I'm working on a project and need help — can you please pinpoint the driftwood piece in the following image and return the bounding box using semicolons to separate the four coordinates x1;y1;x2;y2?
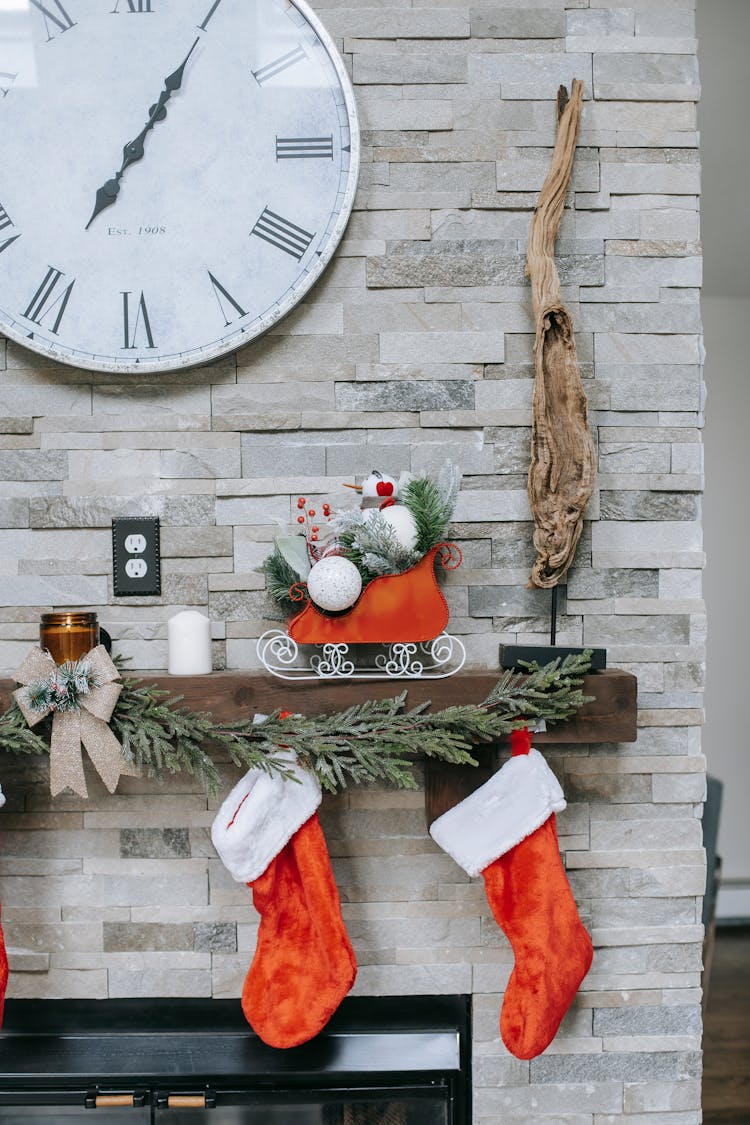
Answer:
526;79;597;589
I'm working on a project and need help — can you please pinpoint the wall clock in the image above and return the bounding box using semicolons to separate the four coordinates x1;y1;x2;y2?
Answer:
0;0;359;374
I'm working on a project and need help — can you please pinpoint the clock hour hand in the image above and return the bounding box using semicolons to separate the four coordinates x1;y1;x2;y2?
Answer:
85;37;199;230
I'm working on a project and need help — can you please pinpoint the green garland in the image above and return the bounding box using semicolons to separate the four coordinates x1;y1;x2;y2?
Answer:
0;652;593;795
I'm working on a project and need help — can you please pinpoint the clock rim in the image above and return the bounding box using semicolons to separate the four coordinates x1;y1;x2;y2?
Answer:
0;0;361;377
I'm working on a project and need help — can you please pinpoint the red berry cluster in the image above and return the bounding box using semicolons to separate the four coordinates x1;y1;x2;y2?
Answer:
295;497;333;561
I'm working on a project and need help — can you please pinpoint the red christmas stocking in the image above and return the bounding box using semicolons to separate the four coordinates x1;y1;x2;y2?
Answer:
211;754;356;1049
0;906;8;1027
1;785;7;1026
430;729;593;1059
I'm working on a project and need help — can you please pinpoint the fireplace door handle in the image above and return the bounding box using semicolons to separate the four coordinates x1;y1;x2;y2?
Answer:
156;1090;217;1109
85;1089;148;1108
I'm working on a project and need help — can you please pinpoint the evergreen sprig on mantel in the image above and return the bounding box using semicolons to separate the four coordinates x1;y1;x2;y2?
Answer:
0;652;593;795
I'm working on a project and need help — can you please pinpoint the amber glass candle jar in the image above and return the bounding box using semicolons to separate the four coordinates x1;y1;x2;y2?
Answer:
40;612;99;664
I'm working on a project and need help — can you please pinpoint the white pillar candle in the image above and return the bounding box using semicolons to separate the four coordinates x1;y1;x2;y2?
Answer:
167;610;212;675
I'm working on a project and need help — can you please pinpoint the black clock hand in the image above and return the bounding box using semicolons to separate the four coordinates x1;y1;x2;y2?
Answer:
85;37;199;230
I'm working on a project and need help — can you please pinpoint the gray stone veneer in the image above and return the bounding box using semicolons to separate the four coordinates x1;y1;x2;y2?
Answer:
1;1;704;1121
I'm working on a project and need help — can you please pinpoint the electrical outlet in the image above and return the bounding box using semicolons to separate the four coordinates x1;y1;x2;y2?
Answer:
112;517;161;597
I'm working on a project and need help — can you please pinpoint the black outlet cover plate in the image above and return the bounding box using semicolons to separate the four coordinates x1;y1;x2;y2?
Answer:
112;517;161;597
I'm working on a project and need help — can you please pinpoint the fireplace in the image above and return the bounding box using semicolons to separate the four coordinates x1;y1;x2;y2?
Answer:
0;996;470;1123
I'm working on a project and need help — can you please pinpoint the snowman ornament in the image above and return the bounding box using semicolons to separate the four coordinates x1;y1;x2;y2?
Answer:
354;470;419;552
355;470;399;511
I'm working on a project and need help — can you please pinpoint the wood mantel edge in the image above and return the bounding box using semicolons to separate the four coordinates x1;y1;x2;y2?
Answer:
0;668;636;738
0;668;637;824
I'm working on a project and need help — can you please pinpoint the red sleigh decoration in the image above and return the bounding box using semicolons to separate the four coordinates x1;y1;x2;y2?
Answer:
288;543;462;645
257;543;465;680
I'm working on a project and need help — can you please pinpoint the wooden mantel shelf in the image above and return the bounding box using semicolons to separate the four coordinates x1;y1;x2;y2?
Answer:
0;668;636;823
2;667;636;739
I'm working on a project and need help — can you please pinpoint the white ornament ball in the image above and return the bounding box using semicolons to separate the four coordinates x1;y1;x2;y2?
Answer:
381;505;419;551
307;556;363;612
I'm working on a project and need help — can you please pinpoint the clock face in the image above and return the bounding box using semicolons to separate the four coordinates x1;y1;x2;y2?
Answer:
0;0;359;373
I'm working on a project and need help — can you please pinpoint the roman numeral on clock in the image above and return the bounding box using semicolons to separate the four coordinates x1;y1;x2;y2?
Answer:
111;0;153;12
122;290;156;349
0;202;20;256
0;71;18;99
29;0;76;40
208;271;247;326
250;208;315;261
22;267;75;334
251;44;306;86
276;136;333;161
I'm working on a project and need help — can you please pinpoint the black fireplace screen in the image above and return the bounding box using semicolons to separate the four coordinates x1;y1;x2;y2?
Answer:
0;996;470;1124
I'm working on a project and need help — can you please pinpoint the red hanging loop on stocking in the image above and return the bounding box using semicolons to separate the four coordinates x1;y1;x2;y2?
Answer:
0;906;8;1027
510;726;532;756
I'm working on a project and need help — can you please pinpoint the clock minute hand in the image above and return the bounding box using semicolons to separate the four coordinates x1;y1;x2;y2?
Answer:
85;37;200;231
119;37;200;174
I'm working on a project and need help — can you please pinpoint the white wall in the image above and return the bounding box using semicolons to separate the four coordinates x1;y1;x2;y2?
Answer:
702;296;750;917
698;0;750;918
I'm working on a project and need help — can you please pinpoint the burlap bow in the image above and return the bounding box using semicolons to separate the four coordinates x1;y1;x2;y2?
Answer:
13;645;138;798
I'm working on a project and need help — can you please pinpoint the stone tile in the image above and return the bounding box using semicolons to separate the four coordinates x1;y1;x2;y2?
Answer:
0;574;108;607
108;967;212;998
475;1082;622;1116
160;448;240;479
210;953;247;998
352;963;472;995
474;52;593;99
0;417;35;434
7;969;108;999
601;364;701;412
623;1078;701;1113
353;49;468;85
497;152;600;194
593;1004;701;1037
242;436;326;478
0;497;29;526
0;451;68;480
471;7;566;38
215;495;290;526
0;385;91;416
589;817;702;852
103;922;194;953
379;330;503;364
120;828;191;859
161;526;233;559
193;922;238;953
468;584;559;617
162;495;217;525
531;1049;701;1084
593;52;700;101
567;566;659;599
368;241;522;289
567;8;634;35
600;491;697;521
358;98;454;132
335;380;474;412
7;948;50;972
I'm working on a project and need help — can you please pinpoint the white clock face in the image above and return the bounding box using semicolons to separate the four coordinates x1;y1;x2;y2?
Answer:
0;0;359;373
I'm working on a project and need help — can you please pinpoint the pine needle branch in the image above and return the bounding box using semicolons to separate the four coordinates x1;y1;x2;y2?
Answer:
262;547;301;614
0;702;51;756
1;653;593;796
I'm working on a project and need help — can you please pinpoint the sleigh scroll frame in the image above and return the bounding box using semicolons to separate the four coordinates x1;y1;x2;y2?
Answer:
257;543;467;681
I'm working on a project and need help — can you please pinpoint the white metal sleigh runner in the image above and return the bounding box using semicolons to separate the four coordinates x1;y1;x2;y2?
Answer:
257;543;467;681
